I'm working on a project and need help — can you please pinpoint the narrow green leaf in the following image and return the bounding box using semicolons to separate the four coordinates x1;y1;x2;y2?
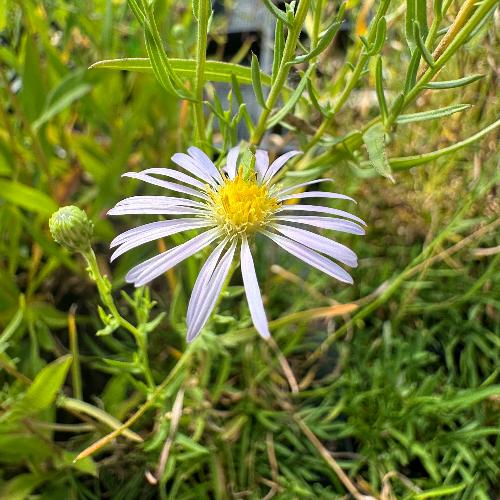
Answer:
0;295;25;350
424;74;484;89
414;21;434;68
19;355;73;414
0;180;58;215
405;0;417;51
404;47;422;92
307;78;329;118
145;29;192;100
416;0;428;39
272;18;285;83
413;483;466;499
390;118;500;170
192;0;199;20
267;66;314;127
261;0;291;26
396;104;471;124
90;58;273;86
375;56;388;123
251;53;267;109
230;74;254;133
20;37;45;122
59;396;143;442
359;35;370;50
363;123;394;181
290;20;343;64
127;0;147;27
390;92;406;119
367;16;387;55
32;82;91;131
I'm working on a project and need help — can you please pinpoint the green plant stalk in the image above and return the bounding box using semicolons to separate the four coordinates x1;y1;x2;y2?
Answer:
68;308;82;400
424;2;442;52
296;0;494;172
311;0;324;48
74;342;195;462
59;396;143;442
82;248;155;389
388;0;495;127
304;0;391;153
194;0;210;147
250;0;311;145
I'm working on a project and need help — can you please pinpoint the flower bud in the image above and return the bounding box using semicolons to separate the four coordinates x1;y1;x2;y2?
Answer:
49;206;93;253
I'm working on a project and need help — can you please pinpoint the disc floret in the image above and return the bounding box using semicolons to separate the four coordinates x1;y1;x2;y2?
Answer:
208;169;279;237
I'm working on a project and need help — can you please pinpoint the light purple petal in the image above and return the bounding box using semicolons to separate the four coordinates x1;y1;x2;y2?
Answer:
187;146;224;184
125;228;220;287
123;172;210;201
262;230;353;284
255;150;270;181
240;238;270;339
111;218;210;247
186;240;236;342
114;196;205;209
278;191;356;203
186;238;229;324
111;220;212;262
273;216;365;235
273;224;358;267
141;168;206;190
171;153;218;187
278;204;366;226
225;146;240;180
263;151;302;183
107;205;207;216
276;178;334;196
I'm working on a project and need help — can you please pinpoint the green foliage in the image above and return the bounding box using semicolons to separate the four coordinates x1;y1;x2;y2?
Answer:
0;0;498;498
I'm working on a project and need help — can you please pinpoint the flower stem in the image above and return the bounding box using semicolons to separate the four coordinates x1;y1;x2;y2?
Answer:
250;0;311;146
194;0;210;147
82;248;155;389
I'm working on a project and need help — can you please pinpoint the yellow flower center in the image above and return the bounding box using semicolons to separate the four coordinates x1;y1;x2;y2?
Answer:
209;169;279;237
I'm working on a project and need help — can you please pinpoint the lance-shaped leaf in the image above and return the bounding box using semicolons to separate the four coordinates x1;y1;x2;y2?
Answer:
261;0;291;26
267;66;314;128
375;56;388;123
363;123;394;181
367;16;387;55
405;0;417;51
290;19;344;64
424;74;484;89
396;104;471;124
414;21;434;68
90;58;273;86
251;53;267;109
390;119;500;170
272;18;285;83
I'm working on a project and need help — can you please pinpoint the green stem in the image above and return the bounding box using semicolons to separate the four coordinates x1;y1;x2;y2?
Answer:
68;308;83;400
194;0;210;147
387;0;495;128
75;343;195;462
250;0;311;145
303;0;391;153
82;249;155;389
311;0;324;48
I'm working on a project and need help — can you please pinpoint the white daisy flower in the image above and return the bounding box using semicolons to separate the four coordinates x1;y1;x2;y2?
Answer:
108;147;365;342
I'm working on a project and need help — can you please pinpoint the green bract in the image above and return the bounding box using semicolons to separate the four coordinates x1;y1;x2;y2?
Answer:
49;206;94;253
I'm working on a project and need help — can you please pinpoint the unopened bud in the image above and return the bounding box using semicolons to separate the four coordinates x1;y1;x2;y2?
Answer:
49;206;93;253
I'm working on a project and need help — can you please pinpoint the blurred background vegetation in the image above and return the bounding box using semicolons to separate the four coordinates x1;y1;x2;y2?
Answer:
0;0;498;498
